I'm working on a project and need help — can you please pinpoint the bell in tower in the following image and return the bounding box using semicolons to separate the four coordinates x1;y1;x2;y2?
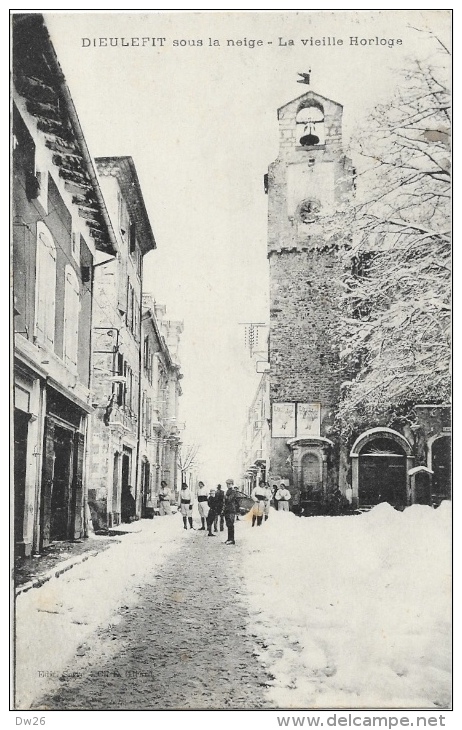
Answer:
296;105;324;146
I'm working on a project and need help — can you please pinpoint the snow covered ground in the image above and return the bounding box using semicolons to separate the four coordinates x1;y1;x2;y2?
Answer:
14;516;185;709
239;502;452;709
14;503;452;712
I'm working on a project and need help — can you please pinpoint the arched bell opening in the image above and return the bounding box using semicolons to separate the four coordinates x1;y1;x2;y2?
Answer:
296;103;325;147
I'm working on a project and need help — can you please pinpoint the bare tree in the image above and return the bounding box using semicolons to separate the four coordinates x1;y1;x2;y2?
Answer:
177;443;201;485
332;40;450;437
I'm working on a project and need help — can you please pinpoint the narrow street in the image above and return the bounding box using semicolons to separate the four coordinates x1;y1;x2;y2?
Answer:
35;522;274;710
16;506;451;710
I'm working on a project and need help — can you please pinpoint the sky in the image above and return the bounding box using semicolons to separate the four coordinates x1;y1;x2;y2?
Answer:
42;10;451;486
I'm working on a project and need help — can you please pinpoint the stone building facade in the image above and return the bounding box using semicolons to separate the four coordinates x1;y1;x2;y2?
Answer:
240;373;270;496
12;15;117;555
89;157;156;528
266;88;450;512
139;295;183;516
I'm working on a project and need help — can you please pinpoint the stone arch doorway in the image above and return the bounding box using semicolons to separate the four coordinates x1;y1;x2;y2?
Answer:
358;437;407;508
350;428;414;509
429;435;451;504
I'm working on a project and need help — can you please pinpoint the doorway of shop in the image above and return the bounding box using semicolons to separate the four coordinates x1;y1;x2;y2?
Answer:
120;447;133;522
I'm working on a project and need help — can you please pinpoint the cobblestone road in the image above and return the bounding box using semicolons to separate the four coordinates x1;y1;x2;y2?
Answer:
37;525;274;710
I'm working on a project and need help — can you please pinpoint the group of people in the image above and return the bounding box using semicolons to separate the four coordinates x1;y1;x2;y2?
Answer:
156;477;293;545
250;480;292;525
179;479;240;544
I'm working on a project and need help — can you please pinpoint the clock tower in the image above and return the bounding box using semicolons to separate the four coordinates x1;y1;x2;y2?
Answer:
266;88;354;509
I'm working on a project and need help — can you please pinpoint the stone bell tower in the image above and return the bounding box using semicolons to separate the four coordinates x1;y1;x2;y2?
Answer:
266;88;354;509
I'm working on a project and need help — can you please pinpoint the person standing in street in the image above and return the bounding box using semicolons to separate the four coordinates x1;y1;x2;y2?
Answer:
158;480;172;516
271;483;278;507
121;485;136;523
251;480;268;526
179;481;194;529
275;481;291;511
197;480;209;530
206;488;219;536
223;478;240;544
215;484;225;532
263;481;272;521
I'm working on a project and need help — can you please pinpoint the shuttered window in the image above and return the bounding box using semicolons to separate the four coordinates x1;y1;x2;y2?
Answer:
35;222;56;347
63;265;80;369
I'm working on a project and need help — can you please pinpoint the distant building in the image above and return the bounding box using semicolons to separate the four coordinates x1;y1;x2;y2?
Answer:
89;157;156;528
265;88;450;512
139;295;183;515
240;373;270;495
12;14;117;555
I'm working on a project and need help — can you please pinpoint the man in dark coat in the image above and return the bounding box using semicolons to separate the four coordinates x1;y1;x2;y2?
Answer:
206;489;219;536
223;479;240;545
214;484;225;532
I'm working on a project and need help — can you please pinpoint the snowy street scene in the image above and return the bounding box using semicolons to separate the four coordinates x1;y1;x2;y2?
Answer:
15;503;451;710
12;9;452;720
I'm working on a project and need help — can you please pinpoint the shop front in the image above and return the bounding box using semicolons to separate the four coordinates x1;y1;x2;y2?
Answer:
40;386;87;548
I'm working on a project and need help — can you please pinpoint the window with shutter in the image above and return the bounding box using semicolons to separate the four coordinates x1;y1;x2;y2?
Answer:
134;296;140;340
126;283;135;332
147;397;152;433
63;265;80;369
141;391;146;434
118;192;129;239
143;337;149;372
124;361;129;408
129;221;136;255
35;223;57;348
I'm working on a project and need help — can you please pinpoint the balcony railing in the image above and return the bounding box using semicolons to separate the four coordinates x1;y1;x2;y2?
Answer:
107;403;137;431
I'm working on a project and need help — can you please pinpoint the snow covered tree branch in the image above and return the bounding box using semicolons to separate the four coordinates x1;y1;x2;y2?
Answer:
333;39;451;436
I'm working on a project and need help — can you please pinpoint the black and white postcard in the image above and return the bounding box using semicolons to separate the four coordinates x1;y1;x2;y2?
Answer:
11;9;453;723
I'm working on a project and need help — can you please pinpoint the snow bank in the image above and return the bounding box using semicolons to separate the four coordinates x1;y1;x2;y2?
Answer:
239;503;451;709
15;516;186;709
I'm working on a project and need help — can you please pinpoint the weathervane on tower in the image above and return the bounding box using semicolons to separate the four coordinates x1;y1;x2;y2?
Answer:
297;69;311;85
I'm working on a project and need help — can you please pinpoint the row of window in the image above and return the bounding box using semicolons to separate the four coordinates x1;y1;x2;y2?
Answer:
35;222;80;369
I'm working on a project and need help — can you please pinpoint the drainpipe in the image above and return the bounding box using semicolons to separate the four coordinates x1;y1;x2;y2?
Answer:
82;410;92;538
134;284;143;516
33;381;47;554
82;263;95;539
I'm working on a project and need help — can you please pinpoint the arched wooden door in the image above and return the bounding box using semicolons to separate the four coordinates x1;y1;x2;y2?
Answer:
359;437;407;509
